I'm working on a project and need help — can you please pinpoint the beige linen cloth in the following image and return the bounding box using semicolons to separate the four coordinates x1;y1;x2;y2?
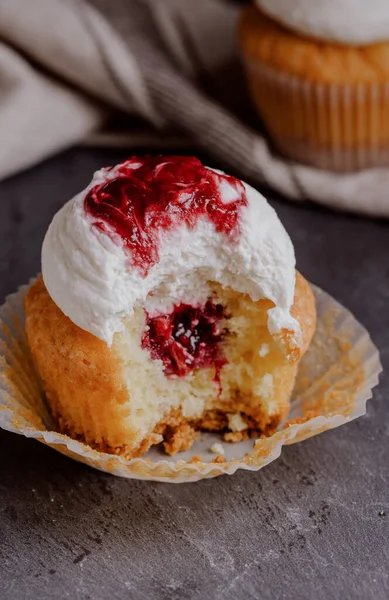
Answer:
1;0;389;216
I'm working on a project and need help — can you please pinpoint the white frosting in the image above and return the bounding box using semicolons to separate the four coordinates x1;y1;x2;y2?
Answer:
42;165;300;347
256;0;389;45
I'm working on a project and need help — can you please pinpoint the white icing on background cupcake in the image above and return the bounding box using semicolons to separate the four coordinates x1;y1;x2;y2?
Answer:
256;0;389;45
42;164;300;347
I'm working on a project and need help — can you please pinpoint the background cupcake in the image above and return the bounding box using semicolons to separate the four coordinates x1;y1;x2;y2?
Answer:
239;0;389;171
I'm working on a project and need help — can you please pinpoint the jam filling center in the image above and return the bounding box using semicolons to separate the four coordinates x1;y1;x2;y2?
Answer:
84;155;247;276
142;300;228;381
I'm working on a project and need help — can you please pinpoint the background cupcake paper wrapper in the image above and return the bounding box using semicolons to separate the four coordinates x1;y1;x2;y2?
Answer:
0;282;382;483
243;58;389;173
2;0;389;217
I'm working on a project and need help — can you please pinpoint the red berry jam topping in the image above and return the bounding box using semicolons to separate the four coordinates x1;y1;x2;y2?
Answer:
142;300;228;383
84;156;247;275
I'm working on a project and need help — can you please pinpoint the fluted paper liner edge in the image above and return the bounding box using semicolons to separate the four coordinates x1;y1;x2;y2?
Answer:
0;282;382;482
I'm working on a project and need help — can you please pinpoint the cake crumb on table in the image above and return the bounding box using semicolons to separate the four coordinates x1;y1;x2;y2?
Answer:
210;442;225;455
190;455;203;463
213;454;226;463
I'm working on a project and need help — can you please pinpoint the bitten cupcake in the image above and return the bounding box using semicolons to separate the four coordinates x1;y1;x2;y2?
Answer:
25;156;315;458
239;0;389;171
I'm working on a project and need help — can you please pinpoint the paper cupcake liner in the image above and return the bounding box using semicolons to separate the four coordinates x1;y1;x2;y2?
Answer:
0;281;382;482
242;57;389;172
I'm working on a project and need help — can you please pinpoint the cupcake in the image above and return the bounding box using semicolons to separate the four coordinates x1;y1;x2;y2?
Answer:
25;156;316;458
239;1;389;171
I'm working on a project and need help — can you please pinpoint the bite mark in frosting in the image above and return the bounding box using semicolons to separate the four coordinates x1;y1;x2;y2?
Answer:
42;156;300;346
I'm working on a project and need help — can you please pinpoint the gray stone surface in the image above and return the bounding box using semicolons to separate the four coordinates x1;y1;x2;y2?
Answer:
0;148;388;600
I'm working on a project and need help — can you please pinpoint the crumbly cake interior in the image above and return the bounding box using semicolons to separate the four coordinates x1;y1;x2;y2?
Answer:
113;282;299;456
25;274;315;459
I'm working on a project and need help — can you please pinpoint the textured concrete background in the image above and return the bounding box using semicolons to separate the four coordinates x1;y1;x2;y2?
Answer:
0;148;388;600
